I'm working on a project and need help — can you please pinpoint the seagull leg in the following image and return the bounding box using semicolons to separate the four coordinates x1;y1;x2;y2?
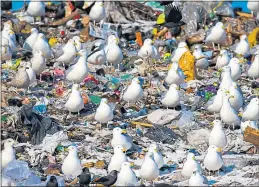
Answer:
233;123;235;131
218;44;220;50
218;169;220;176
77;111;80;116
209;170;210;176
212;42;215;49
63;62;65;68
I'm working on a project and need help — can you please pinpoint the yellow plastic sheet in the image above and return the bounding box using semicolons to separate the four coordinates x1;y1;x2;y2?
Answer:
178;51;195;81
157;13;165;25
248;27;259;48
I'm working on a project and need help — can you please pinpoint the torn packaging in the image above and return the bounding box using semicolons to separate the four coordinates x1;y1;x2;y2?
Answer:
18;105;62;145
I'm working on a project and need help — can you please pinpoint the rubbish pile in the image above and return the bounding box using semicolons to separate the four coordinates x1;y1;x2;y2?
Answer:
1;1;259;186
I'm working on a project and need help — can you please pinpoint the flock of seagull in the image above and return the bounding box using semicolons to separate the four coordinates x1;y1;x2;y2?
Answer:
1;1;259;186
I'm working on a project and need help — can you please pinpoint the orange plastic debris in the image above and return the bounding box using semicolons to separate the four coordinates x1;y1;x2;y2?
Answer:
135;32;143;47
178;51;196;81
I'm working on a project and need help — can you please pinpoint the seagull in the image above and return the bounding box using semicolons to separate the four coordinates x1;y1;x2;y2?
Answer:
72;36;83;52
8;65;30;91
61;146;82;179
95;98;114;125
26;1;45;17
204;145;224;175
171;42;189;63
220;94;241;129
161;84;180;109
2;31;17;53
205;88;224;116
242;98;259;121
56;39;77;67
241;121;258;134
233;34;250;57
1;38;12;61
1;138;16;168
165;62;185;85
2;23;16;43
89;2;105;23
228;82;243;111
111;127;132;151
140;152;159;182
78;167;91;187
219;66;234;91
216;49;230;70
147;144;164;169
23;28;39;51
247;1;259;18
138;39;159;60
105;35;123;68
65;49;88;84
116;162;138;186
25;62;37;86
123;78;144;104
92;170;118;187
31;51;46;80
181;152;201;178
228;58;241;81
248;51;259;79
108;145;128;173
65;84;84;115
209;120;227;149
205;22;226;49
33;33;52;59
189;168;208;186
193;44;209;70
88;41;106;65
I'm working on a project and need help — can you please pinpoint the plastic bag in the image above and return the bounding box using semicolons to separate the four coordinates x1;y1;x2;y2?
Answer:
177;110;194;128
3;160;41;186
214;2;234;17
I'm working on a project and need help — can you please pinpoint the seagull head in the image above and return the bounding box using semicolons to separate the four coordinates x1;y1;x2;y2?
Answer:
149;143;159;153
4;138;17;148
251;98;259;105
146;151;155;160
187;152;196;161
240;34;247;41
72;84;79;90
229;58;240;65
114;145;126;153
113;127;127;135
38;33;45;39
219;49;228;56
76;49;88;58
210;120;222;127
73;36;83;43
132;77;140;84
30;28;38;33
121;162;134;170
170;84;180;90
222;66;231;73
208;145;222;153
108;35;119;45
67;146;78;154
144;39;153;46
215;22;224;29
178;41;188;49
101;98;108;104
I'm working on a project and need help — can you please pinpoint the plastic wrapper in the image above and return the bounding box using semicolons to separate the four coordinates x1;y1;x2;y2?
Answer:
3;160;41;186
177;110;194;128
214;2;234;17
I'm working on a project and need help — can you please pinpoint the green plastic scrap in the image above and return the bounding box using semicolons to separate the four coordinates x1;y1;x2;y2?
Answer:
89;95;102;105
1;115;8;122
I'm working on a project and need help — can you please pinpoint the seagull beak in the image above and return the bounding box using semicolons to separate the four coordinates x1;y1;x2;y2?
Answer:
143;148;148;152
76;52;80;57
152;40;154;44
176;86;180;90
192;156;195;160
218;68;222;72
221;26;225;29
238;113;242;117
100;3;104;7
42;52;46;57
121;129;127;134
9;30;14;34
230;95;235;98
116;38;119;44
210;122;214;125
154;148;158;152
73;42;77;46
122;148;127;153
184;46;189;49
130;162;134;168
225;90;230;94
79;39;84;43
64;147;69;152
219;54;222;57
216;148;222;153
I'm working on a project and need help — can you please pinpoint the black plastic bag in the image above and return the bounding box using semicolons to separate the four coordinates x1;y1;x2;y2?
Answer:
18;105;62;145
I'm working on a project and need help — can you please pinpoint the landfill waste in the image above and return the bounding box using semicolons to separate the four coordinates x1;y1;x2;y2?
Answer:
1;0;259;186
